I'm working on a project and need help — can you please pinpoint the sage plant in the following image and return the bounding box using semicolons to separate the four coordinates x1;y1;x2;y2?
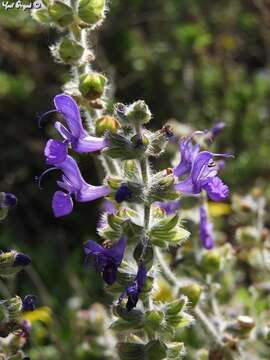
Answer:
31;1;259;359
0;192;35;359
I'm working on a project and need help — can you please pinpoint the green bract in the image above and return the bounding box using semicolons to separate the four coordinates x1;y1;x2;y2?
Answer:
78;0;105;26
48;1;74;27
79;72;107;100
58;38;84;64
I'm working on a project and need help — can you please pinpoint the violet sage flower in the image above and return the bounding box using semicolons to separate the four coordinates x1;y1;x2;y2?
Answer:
0;192;17;208
84;236;127;285
209;121;225;139
115;184;132;203
173;134;201;177
200;205;214;249
42;143;111;217
118;263;147;311
155;200;181;215
22;295;36;312
43;94;108;161
175;151;232;202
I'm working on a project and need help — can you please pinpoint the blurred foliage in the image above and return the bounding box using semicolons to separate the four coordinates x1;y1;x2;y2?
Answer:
1;0;270;358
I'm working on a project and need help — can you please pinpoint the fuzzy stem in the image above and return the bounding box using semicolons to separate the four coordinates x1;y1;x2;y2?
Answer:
154;246;238;359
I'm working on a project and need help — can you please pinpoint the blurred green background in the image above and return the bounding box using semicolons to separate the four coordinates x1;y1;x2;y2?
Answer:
1;0;270;357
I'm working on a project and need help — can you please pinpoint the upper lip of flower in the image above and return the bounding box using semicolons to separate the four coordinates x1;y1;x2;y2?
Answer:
53;94;107;153
175;151;233;199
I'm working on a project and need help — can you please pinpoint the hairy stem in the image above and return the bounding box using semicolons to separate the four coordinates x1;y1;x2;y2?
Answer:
154;247;238;359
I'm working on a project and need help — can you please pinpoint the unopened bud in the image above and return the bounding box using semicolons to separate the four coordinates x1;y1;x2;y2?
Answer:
180;283;202;307
95;115;120;136
126;100;152;125
167;342;185;359
145;310;164;329
107;177;122;190
32;8;51;24
146;340;167;360
0;296;22;323
48;1;74;27
237;315;255;331
201;250;221;274
166;297;187;315
58;38;84;64
117;342;145;360
0;251;31;277
79;72;107;100
78;0;106;26
130;134;149;148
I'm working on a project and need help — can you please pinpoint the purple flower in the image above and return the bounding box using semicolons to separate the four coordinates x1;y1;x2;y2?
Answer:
155;200;181;215
84;236;127;285
22;295;36;312
173;135;200;177
43;94;108;161
115;184;132;203
0;192;17;208
13;253;31;267
200;205;214;249
209;122;225;138
41;146;110;217
175;151;232;201
118;263;147;311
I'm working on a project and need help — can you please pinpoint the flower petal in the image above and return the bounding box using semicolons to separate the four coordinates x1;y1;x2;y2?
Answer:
74;135;108;153
54;94;86;138
175;176;195;194
76;184;111;202
109;236;127;266
44;139;68;165
52;191;73;217
84;240;104;256
200;205;214;249
202;177;229;202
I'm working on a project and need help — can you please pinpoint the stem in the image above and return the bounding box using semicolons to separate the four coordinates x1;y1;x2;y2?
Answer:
154;246;238;359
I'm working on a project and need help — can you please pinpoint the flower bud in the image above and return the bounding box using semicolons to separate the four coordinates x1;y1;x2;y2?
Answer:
145;310;164;329
105;133;147;160
117;342;145;360
78;0;106;27
165;296;187;315
236;226;258;245
145;340;167;360
0;251;31;277
200;250;221;274
107;177;122;190
113;305;144;324
179;283;202;307
167;342;185;359
226;316;255;339
126;100;152;125
32;8;51;24
79;73;107;100
95;115;120;136
58;38;84;64
237;315;255;331
48;1;74;27
0;296;22;323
